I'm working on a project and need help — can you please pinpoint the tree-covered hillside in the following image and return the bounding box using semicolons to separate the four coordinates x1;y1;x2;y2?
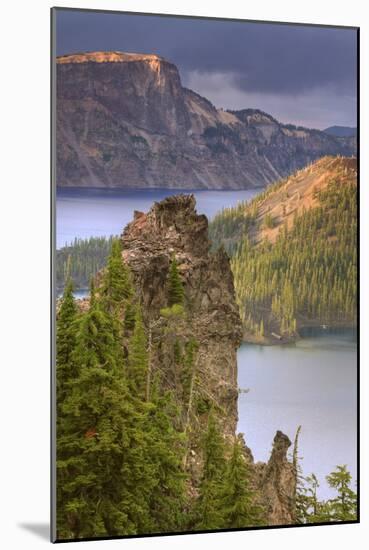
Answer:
56;236;116;289
209;157;357;339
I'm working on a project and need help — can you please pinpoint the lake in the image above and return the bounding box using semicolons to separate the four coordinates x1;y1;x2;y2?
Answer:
237;329;357;500
56;187;260;249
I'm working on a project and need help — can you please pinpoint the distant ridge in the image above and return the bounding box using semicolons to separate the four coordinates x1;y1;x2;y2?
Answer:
56;51;357;190
324;126;357;138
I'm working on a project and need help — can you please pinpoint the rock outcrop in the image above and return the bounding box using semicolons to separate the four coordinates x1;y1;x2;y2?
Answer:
255;432;296;525
120;194;296;523
121;195;242;445
56;51;356;189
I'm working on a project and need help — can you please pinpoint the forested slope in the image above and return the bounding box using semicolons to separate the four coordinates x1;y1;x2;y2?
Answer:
209;156;357;341
56;236;115;289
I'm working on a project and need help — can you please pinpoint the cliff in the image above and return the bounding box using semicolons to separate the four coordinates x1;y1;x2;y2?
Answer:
56;51;356;189
119;194;296;524
121;195;242;444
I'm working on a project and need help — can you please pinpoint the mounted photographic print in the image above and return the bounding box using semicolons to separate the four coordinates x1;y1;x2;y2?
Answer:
51;7;359;542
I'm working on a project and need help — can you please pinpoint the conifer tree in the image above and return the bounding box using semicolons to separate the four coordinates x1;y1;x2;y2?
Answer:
124;301;136;331
101;238;132;310
325;465;357;521
168;256;184;306
193;411;226;530
57;284;153;539
56;279;79;410
128;307;148;398
145;382;187;533
303;473;328;523
211;177;357;337
221;438;265;528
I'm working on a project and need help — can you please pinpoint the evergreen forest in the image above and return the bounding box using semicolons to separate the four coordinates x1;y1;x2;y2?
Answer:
209;168;357;338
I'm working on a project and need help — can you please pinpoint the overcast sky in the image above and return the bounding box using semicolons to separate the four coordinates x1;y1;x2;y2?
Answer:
55;9;357;130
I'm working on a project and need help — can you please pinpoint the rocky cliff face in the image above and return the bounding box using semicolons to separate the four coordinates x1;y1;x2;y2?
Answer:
56;51;356;189
121;195;242;443
120;194;296;524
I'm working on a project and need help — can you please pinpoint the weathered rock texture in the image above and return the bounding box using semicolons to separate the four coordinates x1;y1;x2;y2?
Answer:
120;194;296;523
122;194;242;444
56;51;356;189
254;431;296;525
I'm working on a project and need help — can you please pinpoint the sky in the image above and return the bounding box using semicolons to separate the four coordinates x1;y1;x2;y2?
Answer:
55;9;357;130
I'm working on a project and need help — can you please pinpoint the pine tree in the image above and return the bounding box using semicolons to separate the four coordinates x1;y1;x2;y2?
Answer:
145;383;187;533
168;256;184;306
292;426;311;524
325;465;357;521
56;279;79;411
302;473;329;523
221;438;265;528
128;307;148;399
124;301;136;331
101;238;132;310
193;412;227;530
56;285;152;538
212;175;357;337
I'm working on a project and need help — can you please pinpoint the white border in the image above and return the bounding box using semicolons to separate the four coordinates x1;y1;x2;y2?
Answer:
1;1;367;548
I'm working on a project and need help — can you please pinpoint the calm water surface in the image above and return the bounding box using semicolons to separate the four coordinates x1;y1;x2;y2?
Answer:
237;329;357;500
56;187;260;249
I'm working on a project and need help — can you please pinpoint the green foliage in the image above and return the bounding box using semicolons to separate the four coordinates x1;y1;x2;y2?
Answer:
124;301;136;331
168;257;185;307
173;339;182;364
223;180;357;336
195;397;212;415
100;239;133;310
57;296;141;538
56;236;115;289
127;307;148;399
203;123;244;154
263;212;275;229
220;438;265;528
209;204;257;254
193;412;227;530
56;279;79;416
295;465;357;524
160;303;184;318
325;465;357;521
56;291;188;539
145;388;188;532
181;338;198;409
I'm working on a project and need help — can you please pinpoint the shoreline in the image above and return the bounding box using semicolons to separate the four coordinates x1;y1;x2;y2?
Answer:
242;322;357;346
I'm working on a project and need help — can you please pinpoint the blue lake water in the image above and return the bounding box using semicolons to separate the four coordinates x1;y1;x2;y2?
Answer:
237;329;357;500
56;187;260;249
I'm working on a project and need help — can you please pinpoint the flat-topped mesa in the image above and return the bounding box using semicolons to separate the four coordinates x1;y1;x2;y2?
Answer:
57;51;166;64
57;50;188;141
56;50;356;189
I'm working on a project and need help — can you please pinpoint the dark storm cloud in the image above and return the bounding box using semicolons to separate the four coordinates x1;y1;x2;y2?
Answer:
55;9;357;127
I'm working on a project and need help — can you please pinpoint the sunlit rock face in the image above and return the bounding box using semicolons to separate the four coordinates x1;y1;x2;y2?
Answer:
56;51;356;189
